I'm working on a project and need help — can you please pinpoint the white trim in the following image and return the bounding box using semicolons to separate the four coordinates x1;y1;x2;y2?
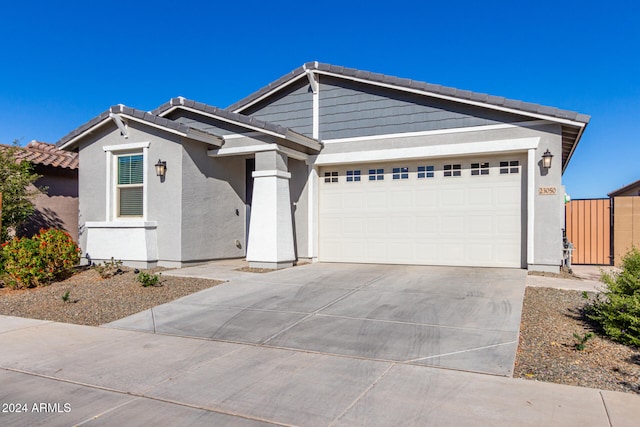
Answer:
85;221;158;228
322;120;550;144
308;166;318;259
59;118;112;150
142;146;149;220
208;144;309;162
174;106;285;140
105;151;111;221
107;148;148;221
527;148;536;265
231;72;309;113
252;170;292;179
305;70;318;94
314;70;589;128
221;131;263;140
312;75;320;139
312;137;540;166
109;113;129;139
103;141;150;152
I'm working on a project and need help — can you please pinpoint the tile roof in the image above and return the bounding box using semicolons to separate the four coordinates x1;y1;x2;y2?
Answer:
5;141;79;170
228;62;591;125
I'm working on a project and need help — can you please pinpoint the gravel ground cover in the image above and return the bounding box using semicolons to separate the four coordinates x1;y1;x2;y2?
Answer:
514;286;640;394
0;267;223;326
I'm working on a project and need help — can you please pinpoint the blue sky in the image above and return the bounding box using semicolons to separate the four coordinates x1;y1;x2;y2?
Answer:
1;0;638;198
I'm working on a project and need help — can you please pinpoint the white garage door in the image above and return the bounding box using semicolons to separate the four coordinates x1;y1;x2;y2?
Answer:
318;156;524;268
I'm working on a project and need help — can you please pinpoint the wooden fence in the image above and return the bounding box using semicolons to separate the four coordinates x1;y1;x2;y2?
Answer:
565;198;611;265
612;196;640;266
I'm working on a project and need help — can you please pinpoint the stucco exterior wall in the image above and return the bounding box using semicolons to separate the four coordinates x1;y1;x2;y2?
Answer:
20;166;79;242
77;121;184;265
180;139;246;261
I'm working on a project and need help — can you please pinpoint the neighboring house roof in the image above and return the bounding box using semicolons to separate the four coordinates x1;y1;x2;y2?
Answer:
56;105;224;150
608;178;640;197
152;97;322;152
227;61;590;172
1;141;78;170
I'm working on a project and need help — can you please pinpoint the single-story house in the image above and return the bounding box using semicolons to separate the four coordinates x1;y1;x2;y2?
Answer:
56;62;589;272
2;141;79;241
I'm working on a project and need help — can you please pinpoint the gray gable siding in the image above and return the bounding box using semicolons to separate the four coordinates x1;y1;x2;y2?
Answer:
243;78;313;137
318;76;531;140
167;110;251;136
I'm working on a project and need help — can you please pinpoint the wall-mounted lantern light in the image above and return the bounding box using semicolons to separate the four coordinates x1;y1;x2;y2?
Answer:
155;159;167;178
542;149;553;169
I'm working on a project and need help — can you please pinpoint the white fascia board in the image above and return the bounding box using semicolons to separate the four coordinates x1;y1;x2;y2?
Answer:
103;141;150;152
156;105;178;118
58;117;112;150
312;137;540;166
170;106;286;140
222;131;263;140
231;72;309;113
322;120;550;144
119;114;188;138
208;144;309;162
315;70;589;129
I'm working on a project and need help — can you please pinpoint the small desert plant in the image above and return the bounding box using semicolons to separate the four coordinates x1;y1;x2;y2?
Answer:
586;247;640;347
1;229;80;289
92;257;123;279
136;271;161;287
572;332;593;351
61;290;71;303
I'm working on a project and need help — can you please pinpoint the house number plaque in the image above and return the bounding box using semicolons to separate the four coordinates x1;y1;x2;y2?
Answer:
538;186;557;195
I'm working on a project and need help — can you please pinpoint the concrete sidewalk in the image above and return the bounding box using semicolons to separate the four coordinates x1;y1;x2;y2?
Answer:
1;315;638;426
526;265;620;292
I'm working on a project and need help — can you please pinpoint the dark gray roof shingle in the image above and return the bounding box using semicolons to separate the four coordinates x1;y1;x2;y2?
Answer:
56;104;223;149
227;62;590;125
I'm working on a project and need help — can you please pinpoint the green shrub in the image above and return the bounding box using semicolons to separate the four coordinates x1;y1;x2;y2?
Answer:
92;257;123;279
586;247;640;346
136;271;161;287
1;229;80;289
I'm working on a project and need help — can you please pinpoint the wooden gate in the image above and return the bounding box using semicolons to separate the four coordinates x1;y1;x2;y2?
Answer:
565;199;611;265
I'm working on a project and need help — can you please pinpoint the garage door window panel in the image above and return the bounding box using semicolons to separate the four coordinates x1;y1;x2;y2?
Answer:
500;161;520;174
392;167;409;180
369;169;384;181
417;166;435;179
347;170;361;182
471;162;490;176
444;164;461;177
324;171;339;183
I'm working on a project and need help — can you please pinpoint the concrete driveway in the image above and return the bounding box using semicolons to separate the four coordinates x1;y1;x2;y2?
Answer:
107;263;526;376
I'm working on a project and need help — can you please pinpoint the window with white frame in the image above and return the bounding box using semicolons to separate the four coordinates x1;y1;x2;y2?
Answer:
417;165;434;179
117;154;144;217
392;167;409;180
346;170;361;182
444;164;461;177
471;162;490;176
368;168;384;181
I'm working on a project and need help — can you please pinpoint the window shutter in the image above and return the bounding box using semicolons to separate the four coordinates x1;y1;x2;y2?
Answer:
118;155;144;185
119;187;143;216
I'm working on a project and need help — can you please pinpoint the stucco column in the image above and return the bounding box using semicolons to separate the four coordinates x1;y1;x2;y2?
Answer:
246;150;296;269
